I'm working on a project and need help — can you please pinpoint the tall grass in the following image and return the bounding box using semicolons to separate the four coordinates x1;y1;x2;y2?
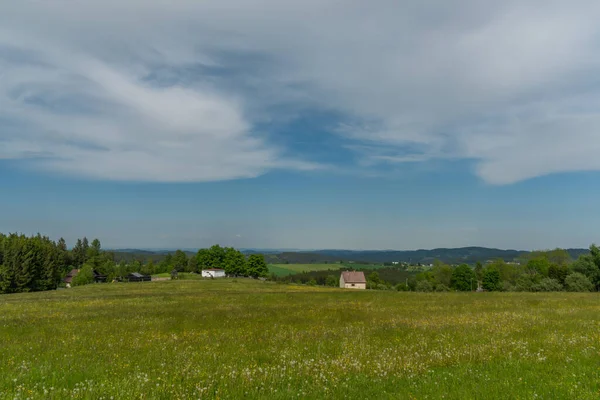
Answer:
0;280;598;399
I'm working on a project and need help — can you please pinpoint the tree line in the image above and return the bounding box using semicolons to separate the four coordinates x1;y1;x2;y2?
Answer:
404;246;599;292
0;234;268;294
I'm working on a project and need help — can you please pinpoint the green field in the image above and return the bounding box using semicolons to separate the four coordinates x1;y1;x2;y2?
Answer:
268;263;343;276
1;280;599;399
268;263;387;276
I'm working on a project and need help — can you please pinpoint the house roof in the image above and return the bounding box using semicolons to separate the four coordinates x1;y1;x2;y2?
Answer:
64;269;79;283
341;271;366;283
129;272;145;278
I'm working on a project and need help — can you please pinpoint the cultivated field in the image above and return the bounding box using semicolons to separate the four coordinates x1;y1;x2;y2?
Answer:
268;263;386;276
0;280;598;399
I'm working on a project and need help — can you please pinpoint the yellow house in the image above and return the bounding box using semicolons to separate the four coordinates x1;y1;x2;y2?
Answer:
339;271;366;289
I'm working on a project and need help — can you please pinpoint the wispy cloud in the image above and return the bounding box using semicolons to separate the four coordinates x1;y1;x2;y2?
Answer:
2;1;600;183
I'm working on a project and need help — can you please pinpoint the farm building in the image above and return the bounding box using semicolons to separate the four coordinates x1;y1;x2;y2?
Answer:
127;272;151;282
339;271;366;289
201;268;226;278
64;268;79;288
93;270;107;283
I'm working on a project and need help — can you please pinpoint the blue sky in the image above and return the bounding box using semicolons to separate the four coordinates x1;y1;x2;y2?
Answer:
2;0;600;250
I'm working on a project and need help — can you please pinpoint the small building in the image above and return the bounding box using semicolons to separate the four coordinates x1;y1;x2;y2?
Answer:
201;268;226;278
127;272;151;282
64;268;79;288
339;271;366;289
93;270;107;283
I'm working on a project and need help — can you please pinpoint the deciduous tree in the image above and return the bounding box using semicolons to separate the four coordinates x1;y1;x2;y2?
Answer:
246;254;268;278
482;268;501;291
450;264;476;291
172;250;188;272
223;247;246;276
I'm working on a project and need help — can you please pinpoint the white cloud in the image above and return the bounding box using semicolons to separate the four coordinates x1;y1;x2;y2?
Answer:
0;19;316;181
2;1;600;183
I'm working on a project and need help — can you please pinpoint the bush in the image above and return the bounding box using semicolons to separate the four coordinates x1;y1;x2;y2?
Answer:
565;273;593;292
515;275;538;292
548;265;569;285
368;272;381;285
72;265;94;286
531;278;563;292
415;280;433;292
435;284;450;292
325;275;338;287
395;283;409;292
307;279;317;286
376;283;389;291
501;281;515;292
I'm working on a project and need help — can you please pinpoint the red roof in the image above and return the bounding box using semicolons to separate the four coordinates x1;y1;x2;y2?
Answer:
341;271;366;283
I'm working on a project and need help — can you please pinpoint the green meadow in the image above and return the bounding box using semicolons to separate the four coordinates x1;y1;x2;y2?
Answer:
268;263;387;276
267;263;342;276
0;280;598;399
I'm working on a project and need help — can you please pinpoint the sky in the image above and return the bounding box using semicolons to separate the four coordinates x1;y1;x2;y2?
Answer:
1;0;600;250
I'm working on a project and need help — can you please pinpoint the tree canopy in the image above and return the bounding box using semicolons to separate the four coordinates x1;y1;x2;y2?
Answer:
450;264;476;291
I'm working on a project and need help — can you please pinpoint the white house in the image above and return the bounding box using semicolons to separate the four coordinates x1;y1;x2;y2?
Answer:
201;268;226;278
339;271;366;289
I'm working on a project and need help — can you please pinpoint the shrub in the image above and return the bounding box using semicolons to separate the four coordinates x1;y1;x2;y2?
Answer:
395;283;409;292
72;265;94;286
531;278;563;292
415;280;433;292
501;281;515;292
368;272;381;285
376;283;389;291
435;284;450;292
515;275;538;292
548;265;569;285
565;273;593;292
325;275;338;287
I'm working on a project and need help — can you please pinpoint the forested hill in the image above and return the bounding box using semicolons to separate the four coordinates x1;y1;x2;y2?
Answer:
309;247;590;264
111;246;590;265
311;247;527;264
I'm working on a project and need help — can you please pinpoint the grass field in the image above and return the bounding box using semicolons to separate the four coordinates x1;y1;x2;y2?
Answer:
0;280;599;399
268;263;343;276
268;263;387;276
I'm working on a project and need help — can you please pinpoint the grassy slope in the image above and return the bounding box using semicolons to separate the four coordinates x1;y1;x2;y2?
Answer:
0;281;598;399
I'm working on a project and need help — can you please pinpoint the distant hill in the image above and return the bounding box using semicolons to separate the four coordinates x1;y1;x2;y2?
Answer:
107;246;590;265
311;247;589;264
263;247;590;265
108;249;196;263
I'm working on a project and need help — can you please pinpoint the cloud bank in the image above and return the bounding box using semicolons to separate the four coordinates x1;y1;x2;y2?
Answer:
2;0;600;183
